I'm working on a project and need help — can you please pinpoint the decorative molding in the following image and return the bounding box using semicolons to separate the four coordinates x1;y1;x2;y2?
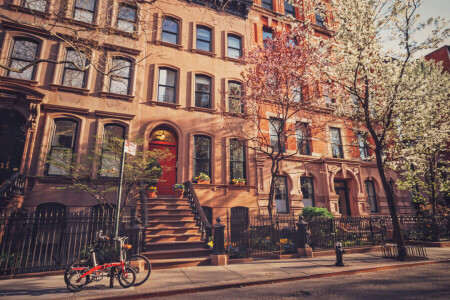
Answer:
43;104;89;115
103;43;141;56
147;100;181;109
99;91;135;102
327;165;341;175
49;84;90;95
94;110;135;120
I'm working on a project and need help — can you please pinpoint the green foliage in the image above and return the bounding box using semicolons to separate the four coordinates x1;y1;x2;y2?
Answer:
173;183;184;190
301;207;334;219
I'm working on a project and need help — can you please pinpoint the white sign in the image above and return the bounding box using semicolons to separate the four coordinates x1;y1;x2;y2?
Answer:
124;140;136;156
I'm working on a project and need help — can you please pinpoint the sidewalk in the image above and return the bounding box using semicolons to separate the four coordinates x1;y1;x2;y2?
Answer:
0;248;449;300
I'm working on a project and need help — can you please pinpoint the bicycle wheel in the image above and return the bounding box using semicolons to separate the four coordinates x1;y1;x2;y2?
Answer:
125;255;151;286
117;267;136;288
64;257;91;291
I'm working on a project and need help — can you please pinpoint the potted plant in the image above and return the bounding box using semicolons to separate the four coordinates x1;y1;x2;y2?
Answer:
173;183;184;198
147;186;157;198
194;173;211;184
231;178;246;186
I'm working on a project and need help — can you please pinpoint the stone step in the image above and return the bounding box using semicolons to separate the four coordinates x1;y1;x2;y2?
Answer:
147;220;197;228
147;209;192;215
145;241;206;251
146;227;199;235
147;214;194;221
142;248;211;260
149;257;210;270
146;203;191;210
145;233;202;243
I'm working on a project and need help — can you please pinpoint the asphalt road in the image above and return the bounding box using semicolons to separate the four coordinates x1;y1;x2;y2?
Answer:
158;263;450;300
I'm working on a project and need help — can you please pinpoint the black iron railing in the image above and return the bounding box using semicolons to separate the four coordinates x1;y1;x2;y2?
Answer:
0;207;142;276
183;181;212;243
0;172;26;209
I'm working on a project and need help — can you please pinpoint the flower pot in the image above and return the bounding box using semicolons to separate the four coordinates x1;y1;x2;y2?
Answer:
197;180;210;184
234;182;245;186
146;191;157;199
173;189;184;198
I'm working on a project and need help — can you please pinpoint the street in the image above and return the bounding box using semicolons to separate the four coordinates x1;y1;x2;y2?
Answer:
159;263;450;300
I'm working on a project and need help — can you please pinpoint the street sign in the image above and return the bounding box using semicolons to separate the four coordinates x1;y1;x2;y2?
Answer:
124;140;136;156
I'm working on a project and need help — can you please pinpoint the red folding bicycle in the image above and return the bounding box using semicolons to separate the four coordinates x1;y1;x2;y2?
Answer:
64;231;136;292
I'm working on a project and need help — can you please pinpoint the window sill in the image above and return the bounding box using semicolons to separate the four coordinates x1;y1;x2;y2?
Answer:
9;4;51;19
155;40;183;50
223;56;241;63
50;83;90;95
108;27;138;39
191;49;216;57
61;17;98;29
222;112;249;118
99;91;134;101
311;24;334;36
189;107;217;114
147;100;181;109
0;76;39;87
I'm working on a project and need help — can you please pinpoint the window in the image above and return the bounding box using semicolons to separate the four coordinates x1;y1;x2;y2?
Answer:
230;139;246;183
315;12;325;27
365;181;378;213
109;57;132;95
227;34;242;59
158;68;177;103
262;27;273;48
292;86;303;103
196;26;212;52
357;132;370;160
261;0;273;10
46;119;78;175
116;4;137;33
22;0;47;12
195;75;211;108
274;176;288;213
285;1;295;17
61;48;88;88
330;127;343;158
8;38;39;80
351;94;359;113
301;177;315;208
269;119;285;153
100;124;125;178
228;81;243;113
73;0;96;23
193;135;211;178
296;123;311;155
161;18;179;44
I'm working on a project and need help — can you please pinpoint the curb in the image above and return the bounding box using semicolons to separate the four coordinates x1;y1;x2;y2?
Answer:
89;259;450;300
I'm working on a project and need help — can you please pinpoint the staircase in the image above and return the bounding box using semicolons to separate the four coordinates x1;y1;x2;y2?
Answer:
141;196;211;269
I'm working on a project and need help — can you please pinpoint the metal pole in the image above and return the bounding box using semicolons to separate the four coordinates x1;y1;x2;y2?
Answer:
114;140;126;238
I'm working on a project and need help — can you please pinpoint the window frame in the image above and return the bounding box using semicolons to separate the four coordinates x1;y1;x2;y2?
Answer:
229;139;246;184
193;135;211;179
357;132;370;160
227;34;242;59
61;48;88;88
261;0;273;10
228;81;243;113
196;25;212;52
73;0;96;23
330;127;344;158
315;12;325;27
262;27;273;48
269;118;286;153
116;3;137;33
365;180;378;213
157;67;177;103
21;0;47;12
296;122;311;155
284;1;295;17
46;118;78;176
99;123;126;178
109;56;132;95
274;175;289;214
161;17;180;44
7;37;40;80
194;74;212;109
301;177;315;208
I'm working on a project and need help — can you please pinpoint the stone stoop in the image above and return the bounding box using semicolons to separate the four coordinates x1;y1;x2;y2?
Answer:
141;196;211;269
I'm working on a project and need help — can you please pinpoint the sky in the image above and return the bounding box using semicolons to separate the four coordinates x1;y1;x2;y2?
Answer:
380;0;450;57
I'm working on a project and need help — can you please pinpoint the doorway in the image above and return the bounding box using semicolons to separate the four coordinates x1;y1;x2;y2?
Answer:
0;110;26;183
148;127;177;195
334;180;351;216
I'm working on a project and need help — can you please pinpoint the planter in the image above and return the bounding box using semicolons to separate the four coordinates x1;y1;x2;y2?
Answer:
233;182;245;186
228;257;253;264
146;191;157;199
197;180;210;184
173;189;184;199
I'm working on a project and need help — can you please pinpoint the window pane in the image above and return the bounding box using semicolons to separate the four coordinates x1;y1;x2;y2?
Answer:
22;0;47;12
158;86;175;102
195;76;211;108
8;60;34;80
301;177;314;207
197;27;211;41
365;181;378;212
159;69;176;86
315;13;324;26
292;86;302;103
162;19;178;34
62;69;85;88
261;0;273;10
47;148;72;175
263;28;273;41
52;120;77;147
74;10;94;23
110;58;131;94
228;35;241;49
65;50;87;69
229;82;242;113
230;162;244;180
196;40;211;52
285;1;295;17
228;48;241;60
109;79;129;94
75;0;96;11
274;176;288;213
230;140;244;161
11;40;38;61
111;58;131;78
162;32;177;44
100;124;125;177
296;123;310;155
330;128;343;158
47;119;77;176
118;5;136;22
117;20;135;33
194;136;211;177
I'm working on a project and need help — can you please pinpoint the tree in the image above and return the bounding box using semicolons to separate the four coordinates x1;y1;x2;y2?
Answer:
45;135;170;213
221;24;331;218
311;0;449;257
389;60;450;222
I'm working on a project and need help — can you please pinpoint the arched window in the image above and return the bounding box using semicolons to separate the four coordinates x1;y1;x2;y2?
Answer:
196;26;212;52
195;75;212;108
100;124;125;178
109;57;132;95
162;17;179;44
301;177;315;207
116;3;137;33
8;38;39;80
228;81;242;113
193;135;211;178
227;34;242;59
46;118;78;176
158;68;177;103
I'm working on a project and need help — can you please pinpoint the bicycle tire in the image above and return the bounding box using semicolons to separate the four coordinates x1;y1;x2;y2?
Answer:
117;267;136;288
64;257;92;289
125;254;151;286
66;270;90;292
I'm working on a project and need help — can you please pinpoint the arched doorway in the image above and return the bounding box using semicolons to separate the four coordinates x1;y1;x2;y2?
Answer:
149;127;178;195
0;110;26;183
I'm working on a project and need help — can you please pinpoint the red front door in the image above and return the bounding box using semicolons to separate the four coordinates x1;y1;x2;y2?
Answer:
149;142;177;195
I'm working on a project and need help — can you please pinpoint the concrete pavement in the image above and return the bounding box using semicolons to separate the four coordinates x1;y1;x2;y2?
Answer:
0;247;449;300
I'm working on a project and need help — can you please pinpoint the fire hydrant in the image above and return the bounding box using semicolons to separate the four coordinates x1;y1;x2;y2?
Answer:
335;242;345;266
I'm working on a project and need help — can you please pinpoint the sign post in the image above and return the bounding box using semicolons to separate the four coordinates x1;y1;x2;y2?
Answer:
114;140;136;238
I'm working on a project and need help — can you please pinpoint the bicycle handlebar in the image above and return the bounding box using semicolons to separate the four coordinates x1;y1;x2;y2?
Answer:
97;230;110;241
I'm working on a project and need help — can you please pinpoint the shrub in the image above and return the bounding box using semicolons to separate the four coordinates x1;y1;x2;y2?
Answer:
301;207;334;219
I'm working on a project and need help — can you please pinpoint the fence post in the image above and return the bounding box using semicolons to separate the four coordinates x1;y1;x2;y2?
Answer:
369;218;375;245
210;217;228;266
297;216;312;257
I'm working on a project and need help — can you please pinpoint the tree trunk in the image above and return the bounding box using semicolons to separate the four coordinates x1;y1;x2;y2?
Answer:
374;148;406;259
267;159;280;221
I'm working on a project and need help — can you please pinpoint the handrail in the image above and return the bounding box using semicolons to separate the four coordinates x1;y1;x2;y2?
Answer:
0;172;26;203
183;181;212;242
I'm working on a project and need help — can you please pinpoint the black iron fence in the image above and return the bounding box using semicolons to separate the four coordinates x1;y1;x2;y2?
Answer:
0;207;143;276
